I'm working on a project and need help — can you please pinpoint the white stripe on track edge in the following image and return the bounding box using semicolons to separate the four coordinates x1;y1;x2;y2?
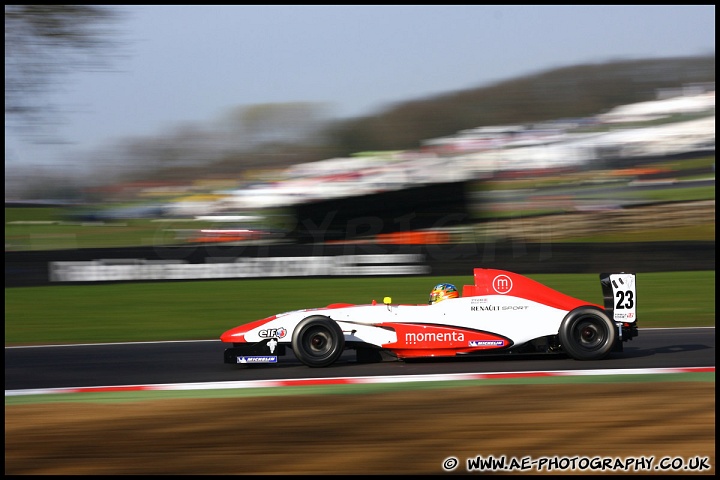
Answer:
5;366;714;397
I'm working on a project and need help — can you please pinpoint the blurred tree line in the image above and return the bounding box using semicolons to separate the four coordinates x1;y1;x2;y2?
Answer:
191;55;717;180
325;57;716;154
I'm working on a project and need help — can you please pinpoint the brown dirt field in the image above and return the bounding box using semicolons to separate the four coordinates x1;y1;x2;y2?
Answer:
5;382;715;475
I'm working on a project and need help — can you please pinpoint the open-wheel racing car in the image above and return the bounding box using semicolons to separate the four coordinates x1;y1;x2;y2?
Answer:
220;268;638;367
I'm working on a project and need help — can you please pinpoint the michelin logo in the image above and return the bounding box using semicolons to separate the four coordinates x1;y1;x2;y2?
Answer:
469;340;505;347
237;356;278;364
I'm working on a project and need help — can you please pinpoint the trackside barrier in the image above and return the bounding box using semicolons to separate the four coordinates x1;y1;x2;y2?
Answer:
5;241;715;287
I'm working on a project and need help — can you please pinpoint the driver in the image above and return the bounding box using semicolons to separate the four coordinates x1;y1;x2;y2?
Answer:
428;283;459;304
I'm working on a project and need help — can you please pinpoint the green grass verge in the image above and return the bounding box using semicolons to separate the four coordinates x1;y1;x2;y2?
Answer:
5;214;211;250
556;224;715;243
5;271;715;346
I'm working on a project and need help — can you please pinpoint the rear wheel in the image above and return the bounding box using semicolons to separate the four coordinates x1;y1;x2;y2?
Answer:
559;307;617;360
292;315;345;367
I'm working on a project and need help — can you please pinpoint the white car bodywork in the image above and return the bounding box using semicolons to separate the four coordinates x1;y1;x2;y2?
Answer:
221;269;638;367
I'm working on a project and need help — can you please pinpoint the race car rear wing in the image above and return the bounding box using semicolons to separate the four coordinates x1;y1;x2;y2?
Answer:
600;272;637;324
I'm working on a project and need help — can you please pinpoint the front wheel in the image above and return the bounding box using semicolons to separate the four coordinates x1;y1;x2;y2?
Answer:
559;307;617;360
292;315;345;367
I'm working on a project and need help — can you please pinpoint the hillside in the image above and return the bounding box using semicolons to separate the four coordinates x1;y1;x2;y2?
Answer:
206;56;715;176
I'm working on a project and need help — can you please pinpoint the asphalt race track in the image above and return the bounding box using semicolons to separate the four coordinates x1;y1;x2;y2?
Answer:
4;327;714;391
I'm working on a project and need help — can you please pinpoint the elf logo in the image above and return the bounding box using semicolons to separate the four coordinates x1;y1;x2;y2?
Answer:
259;327;287;339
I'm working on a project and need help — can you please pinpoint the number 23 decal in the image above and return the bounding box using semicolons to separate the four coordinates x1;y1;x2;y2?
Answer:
615;290;634;309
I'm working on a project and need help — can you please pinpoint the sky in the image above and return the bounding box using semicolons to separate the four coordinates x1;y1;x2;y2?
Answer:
4;5;716;172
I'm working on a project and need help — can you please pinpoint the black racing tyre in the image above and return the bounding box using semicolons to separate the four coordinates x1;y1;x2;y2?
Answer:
559;307;617;360
292;315;345;367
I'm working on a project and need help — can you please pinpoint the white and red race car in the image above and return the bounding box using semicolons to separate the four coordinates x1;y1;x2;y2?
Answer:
220;268;637;367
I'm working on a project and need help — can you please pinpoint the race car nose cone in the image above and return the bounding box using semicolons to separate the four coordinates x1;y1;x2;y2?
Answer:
220;325;247;343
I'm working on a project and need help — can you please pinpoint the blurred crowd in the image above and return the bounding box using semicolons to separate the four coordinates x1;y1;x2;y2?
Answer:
153;85;714;217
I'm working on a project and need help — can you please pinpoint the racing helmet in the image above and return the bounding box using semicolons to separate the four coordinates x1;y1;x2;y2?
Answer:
428;283;459;304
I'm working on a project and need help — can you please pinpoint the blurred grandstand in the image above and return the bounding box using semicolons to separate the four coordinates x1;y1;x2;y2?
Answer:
160;85;714;244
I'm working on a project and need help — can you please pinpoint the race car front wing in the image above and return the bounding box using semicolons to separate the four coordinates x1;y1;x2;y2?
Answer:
224;339;286;364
